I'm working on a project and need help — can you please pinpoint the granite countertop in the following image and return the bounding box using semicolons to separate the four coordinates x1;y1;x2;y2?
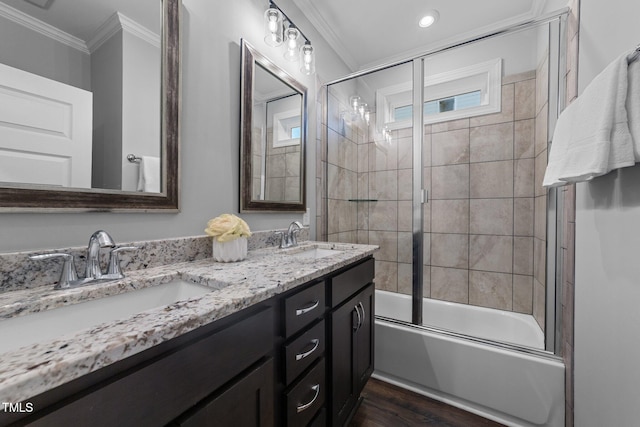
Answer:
0;241;377;404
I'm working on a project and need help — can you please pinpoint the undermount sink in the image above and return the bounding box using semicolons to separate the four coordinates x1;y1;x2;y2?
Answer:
0;280;212;354
288;247;343;260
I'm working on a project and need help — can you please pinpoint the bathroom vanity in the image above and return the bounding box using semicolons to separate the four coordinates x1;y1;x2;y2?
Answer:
0;238;376;427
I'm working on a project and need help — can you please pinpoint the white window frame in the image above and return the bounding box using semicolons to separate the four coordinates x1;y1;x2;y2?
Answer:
376;58;502;130
273;109;301;148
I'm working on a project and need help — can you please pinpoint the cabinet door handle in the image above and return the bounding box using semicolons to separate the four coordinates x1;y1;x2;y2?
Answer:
358;302;366;326
353;304;362;331
295;339;320;361
296;384;320;413
296;300;320;316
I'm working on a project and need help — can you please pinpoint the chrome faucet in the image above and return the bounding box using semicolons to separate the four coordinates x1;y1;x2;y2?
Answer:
85;230;116;280
30;230;138;290
278;221;303;249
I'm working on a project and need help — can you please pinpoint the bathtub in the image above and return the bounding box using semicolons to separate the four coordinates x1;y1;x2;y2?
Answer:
373;290;565;427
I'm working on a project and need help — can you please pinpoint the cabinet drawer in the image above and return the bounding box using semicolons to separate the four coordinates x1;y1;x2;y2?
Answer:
330;258;374;307
286;359;325;427
284;319;325;385
284;281;325;338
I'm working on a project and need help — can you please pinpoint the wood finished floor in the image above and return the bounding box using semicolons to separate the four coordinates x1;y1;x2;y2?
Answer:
350;378;505;427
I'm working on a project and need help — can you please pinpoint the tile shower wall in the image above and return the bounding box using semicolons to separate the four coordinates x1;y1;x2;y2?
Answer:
264;134;301;202
322;87;362;243
424;71;540;317
321;70;549;323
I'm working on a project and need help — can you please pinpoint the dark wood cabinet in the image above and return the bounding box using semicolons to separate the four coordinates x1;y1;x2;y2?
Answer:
5;256;375;427
354;284;374;394
174;358;275;427
330;283;374;427
328;259;375;427
7;304;276;427
279;280;326;426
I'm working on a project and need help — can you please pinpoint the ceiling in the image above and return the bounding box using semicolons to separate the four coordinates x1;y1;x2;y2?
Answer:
294;0;551;71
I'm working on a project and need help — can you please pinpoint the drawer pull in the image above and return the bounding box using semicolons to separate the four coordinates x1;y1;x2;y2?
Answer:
296;300;320;316
296;384;320;413
295;339;320;361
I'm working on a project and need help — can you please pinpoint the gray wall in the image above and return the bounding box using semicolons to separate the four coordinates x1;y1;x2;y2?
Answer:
122;31;161;191
0;14;91;90
574;1;640;426
0;0;350;253
91;33;124;190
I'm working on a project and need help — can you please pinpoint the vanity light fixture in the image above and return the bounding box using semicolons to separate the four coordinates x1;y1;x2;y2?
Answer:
300;42;316;75
283;27;301;61
264;0;315;74
347;95;370;124
418;10;440;28
264;7;283;46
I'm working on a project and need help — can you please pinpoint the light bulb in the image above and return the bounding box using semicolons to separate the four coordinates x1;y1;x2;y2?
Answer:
284;27;300;61
264;8;283;46
300;43;315;74
359;102;368;118
349;96;361;112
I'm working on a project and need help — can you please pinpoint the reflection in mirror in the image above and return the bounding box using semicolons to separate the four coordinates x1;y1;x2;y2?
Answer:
0;0;180;211
251;64;302;202
241;39;306;212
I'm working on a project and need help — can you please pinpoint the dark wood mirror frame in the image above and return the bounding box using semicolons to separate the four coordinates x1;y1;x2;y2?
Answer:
0;0;181;212
240;39;307;213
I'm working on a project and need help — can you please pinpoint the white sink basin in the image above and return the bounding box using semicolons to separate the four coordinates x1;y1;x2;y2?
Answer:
289;247;343;260
0;280;212;354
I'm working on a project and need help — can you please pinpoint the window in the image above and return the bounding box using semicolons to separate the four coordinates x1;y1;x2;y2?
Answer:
393;90;483;121
377;58;502;130
272;109;302;148
290;126;301;139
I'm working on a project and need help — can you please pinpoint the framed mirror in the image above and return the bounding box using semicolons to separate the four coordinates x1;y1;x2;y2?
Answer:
0;0;180;211
240;39;306;212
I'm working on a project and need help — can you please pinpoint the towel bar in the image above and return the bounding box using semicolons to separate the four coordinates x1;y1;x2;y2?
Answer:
127;154;142;164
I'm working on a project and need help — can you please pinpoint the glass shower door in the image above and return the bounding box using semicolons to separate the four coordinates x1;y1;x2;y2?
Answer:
325;61;415;324
323;16;564;352
419;20;563;350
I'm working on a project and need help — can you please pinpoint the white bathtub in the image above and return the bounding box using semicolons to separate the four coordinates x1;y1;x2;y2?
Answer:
374;290;565;427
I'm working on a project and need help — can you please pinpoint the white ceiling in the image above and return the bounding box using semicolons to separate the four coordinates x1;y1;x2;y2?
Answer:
294;0;550;71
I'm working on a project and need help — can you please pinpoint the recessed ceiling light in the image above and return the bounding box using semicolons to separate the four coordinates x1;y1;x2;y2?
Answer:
419;10;440;28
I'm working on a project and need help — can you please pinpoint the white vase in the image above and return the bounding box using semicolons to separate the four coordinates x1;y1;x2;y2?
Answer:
212;237;248;262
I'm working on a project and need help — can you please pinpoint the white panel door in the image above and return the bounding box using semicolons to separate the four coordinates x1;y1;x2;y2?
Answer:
0;63;92;188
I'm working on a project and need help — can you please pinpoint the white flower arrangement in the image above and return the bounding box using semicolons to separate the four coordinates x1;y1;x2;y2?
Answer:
205;214;252;242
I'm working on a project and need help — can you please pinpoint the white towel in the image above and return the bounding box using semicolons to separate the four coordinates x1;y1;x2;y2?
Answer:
627;58;640;158
136;156;161;192
543;51;636;187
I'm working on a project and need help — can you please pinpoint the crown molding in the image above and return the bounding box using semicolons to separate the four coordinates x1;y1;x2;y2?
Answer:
293;0;358;72
88;12;161;54
0;2;89;54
